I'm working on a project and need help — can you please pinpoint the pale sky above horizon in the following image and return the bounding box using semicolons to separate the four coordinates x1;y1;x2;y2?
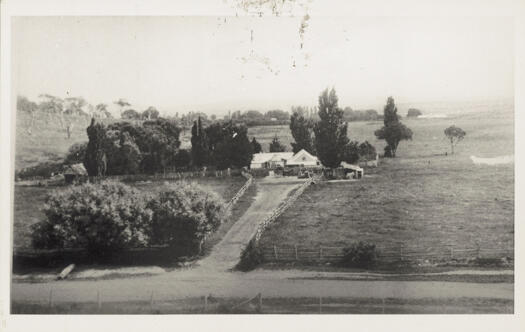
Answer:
12;15;514;116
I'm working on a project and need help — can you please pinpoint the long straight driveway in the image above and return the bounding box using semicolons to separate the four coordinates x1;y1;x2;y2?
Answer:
198;177;306;271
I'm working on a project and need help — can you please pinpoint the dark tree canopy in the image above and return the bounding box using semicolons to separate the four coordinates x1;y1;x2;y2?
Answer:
290;111;315;154
191;117;209;167
374;97;413;158
313;88;349;168
251;137;262;153
407;108;422;118
444;125;466;154
84;118;107;176
269;135;286;152
84;118;181;175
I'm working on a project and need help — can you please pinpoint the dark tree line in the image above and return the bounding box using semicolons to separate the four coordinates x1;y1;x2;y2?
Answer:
83;118;182;176
190;118;254;170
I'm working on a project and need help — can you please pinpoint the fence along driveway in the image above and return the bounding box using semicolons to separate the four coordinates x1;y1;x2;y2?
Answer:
198;176;308;271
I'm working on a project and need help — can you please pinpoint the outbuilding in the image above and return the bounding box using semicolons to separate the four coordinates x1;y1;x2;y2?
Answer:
340;162;364;179
63;163;88;184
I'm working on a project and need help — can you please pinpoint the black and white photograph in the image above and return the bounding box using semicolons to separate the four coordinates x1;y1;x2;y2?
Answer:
1;0;524;329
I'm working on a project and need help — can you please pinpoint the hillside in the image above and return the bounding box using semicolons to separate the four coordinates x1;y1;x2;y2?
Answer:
15;110;104;170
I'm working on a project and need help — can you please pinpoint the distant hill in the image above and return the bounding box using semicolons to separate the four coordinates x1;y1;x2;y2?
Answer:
14;110;114;170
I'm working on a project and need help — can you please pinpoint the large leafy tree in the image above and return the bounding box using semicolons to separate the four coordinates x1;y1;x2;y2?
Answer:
374;97;413;157
313;88;349;168
290;109;315;154
444;125;466;154
269;135;286;152
214;122;253;169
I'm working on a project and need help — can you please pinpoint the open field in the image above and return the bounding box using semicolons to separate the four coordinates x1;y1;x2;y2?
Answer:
12;176;246;249
258;109;514;266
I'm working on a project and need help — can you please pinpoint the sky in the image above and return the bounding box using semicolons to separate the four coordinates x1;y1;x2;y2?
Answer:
12;15;514;116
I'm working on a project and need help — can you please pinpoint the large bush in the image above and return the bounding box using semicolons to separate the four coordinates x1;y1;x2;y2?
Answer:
31;181;153;254
148;182;229;255
236;239;264;271
340;242;377;268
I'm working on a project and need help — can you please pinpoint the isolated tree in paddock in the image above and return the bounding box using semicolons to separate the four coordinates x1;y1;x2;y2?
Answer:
313;88;349;168
269;135;286;152
191;116;209;167
374;97;413;158
251;137;262;153
290;110;315;154
444;125;466;154
84;118;107;176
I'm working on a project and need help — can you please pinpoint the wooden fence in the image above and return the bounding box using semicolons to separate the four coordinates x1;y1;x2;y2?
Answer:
225;172;253;212
254;176;319;243
259;244;514;264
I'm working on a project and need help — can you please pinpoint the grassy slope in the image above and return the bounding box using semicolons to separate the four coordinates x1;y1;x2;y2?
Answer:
259;110;514;255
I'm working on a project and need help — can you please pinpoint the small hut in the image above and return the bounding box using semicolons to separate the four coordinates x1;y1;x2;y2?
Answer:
340;162;364;179
63;163;88;184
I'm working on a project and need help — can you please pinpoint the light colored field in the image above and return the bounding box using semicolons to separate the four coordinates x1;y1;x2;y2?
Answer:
258;109;514;259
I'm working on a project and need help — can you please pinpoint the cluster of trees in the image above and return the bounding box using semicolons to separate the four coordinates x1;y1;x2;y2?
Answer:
227;109;291;126
31;181;228;256
190;118;254;170
288;88;379;168
407;108;423;118
82;117;183;176
342;108;380;122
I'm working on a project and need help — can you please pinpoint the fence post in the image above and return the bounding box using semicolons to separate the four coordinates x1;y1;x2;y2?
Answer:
273;245;278;260
295;245;298;260
450;246;454;259
257;293;262;313
97;290;101;310
48;288;53;307
150;291;154;309
203;295;208;312
476;243;480;258
382;298;385;314
319;296;322;314
319;247;323;261
399;244;403;262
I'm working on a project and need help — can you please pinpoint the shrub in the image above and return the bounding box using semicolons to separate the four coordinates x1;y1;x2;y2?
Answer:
148;182;229;255
340;242;377;268
236;239;264;271
64;142;88;165
16;161;64;180
30;181;153;254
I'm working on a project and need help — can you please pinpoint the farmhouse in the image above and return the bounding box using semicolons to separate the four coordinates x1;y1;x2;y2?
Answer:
341;162;364;179
250;149;321;169
63;163;88;184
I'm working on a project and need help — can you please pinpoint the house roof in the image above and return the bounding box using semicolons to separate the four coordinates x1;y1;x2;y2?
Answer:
286;149;319;165
64;163;88;175
251;152;294;164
